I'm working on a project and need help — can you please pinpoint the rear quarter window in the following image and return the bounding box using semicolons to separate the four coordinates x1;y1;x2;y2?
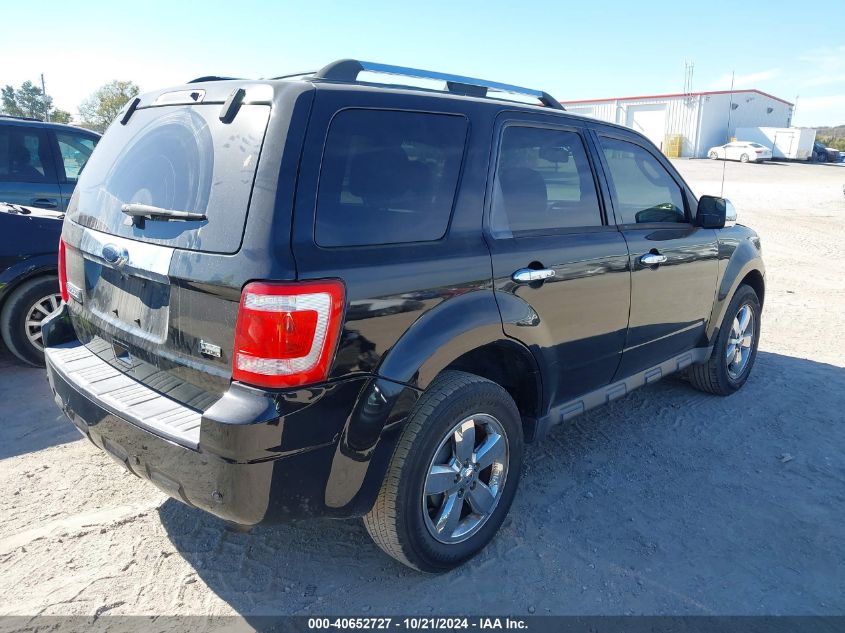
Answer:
315;109;468;247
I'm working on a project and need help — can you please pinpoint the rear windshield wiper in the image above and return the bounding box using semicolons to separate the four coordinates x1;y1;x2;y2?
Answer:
121;203;207;227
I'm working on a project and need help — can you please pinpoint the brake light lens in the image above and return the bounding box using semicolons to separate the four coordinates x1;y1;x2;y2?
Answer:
232;280;345;388
58;238;69;302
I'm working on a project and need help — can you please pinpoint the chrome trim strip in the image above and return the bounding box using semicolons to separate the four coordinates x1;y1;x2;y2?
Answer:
78;227;173;282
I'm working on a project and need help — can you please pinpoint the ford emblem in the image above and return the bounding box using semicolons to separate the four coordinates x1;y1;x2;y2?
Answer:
102;244;129;268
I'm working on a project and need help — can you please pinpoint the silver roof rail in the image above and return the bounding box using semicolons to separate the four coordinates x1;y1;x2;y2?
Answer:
313;59;564;110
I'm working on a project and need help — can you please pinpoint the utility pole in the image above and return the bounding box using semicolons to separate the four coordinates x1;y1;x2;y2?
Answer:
40;73;50;122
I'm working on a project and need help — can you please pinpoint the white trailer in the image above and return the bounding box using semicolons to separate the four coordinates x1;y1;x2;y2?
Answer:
735;126;816;160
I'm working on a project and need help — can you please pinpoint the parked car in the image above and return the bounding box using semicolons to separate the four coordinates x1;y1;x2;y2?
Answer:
0;202;62;365
708;141;772;162
43;60;765;572
812;141;842;163
0;115;100;211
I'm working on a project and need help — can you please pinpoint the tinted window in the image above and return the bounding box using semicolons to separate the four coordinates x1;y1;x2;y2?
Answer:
316;109;467;247
0;126;54;183
600;137;686;224
67;104;270;254
491;126;601;236
56;132;98;182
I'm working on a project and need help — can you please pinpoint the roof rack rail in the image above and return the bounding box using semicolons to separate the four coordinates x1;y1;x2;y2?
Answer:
313;59;564;110
270;70;317;80
0;114;42;122
187;76;240;83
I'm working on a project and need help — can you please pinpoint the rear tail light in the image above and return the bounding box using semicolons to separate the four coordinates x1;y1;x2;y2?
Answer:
58;238;69;303
232;280;345;389
755;150;764;154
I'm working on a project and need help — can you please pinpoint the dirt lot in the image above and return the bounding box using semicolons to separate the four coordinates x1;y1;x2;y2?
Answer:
0;159;843;619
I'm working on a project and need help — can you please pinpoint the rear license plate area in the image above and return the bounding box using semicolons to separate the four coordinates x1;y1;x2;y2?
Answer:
83;259;170;339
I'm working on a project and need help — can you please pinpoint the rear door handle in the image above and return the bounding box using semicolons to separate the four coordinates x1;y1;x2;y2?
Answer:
512;268;556;283
640;253;668;266
30;198;58;209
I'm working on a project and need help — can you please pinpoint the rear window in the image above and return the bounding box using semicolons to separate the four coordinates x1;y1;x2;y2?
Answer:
315;109;467;247
67;104;270;254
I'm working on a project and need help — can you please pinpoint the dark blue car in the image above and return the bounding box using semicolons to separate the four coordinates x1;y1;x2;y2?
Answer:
0;115;100;211
0;202;63;365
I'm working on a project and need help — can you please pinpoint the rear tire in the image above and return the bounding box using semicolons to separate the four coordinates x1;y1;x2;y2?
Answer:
363;370;523;572
740;153;750;163
689;284;761;396
0;276;61;367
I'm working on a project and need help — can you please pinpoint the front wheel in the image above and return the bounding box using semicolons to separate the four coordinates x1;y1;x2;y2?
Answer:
364;371;523;572
689;284;761;395
709;151;719;160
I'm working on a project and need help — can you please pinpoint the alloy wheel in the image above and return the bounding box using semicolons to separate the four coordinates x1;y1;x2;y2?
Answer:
422;414;509;544
24;293;62;351
726;303;755;379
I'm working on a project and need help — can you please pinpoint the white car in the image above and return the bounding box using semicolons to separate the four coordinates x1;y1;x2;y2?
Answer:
708;142;772;163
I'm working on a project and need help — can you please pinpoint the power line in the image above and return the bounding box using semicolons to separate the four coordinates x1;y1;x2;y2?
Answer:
720;71;735;198
40;73;50;123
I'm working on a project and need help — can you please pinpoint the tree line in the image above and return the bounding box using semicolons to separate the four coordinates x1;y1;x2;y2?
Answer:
814;126;845;152
0;79;139;133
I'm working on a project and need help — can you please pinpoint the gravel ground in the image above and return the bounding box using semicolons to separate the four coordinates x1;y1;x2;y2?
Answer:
0;159;843;619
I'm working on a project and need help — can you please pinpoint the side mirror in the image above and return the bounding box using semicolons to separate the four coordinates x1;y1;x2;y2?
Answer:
697;195;737;229
539;146;571;163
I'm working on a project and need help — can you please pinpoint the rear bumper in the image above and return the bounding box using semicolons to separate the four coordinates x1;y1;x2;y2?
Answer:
43;310;420;525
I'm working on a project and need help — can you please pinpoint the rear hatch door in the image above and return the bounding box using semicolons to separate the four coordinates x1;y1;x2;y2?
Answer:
61;82;304;422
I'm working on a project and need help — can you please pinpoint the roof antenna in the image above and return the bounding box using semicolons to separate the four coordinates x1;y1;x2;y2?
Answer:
721;71;735;198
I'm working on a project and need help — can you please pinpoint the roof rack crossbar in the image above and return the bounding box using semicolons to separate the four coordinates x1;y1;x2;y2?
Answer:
314;59;564;110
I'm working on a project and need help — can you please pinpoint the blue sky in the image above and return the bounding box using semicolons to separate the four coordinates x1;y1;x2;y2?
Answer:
3;0;844;126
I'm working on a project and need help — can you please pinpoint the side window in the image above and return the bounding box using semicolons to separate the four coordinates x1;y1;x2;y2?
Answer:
600;137;687;224
0;126;54;183
55;132;98;182
490;126;602;236
315;109;467;247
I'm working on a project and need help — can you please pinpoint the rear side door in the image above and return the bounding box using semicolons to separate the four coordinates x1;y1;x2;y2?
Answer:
593;131;718;377
290;86;494;381
487;113;630;407
0;123;62;209
51;129;99;211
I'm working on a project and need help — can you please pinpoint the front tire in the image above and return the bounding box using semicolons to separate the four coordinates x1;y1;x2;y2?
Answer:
0;276;61;367
709;151;719;160
689;284;761;395
364;371;523;572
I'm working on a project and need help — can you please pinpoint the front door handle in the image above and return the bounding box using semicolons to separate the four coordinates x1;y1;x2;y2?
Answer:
640;253;668;266
512;268;556;283
30;198;58;209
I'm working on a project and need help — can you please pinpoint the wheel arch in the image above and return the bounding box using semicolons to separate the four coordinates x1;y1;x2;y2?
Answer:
0;259;58;313
375;289;545;440
707;235;765;344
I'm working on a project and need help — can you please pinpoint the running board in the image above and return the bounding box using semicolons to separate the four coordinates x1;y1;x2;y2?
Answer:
533;347;712;440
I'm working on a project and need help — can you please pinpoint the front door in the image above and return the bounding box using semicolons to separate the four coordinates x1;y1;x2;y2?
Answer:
487;116;630;408
594;132;718;377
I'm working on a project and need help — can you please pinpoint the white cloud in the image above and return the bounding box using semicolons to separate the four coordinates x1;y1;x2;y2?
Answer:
795;94;845;112
708;69;781;90
799;45;845;87
801;73;845;87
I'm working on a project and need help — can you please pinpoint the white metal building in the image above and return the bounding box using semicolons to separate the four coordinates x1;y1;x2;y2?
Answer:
561;90;794;158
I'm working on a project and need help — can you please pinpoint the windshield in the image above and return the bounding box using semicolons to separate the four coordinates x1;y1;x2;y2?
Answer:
67;104;270;254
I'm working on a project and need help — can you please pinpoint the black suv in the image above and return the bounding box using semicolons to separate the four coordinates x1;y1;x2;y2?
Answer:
43;60;765;572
